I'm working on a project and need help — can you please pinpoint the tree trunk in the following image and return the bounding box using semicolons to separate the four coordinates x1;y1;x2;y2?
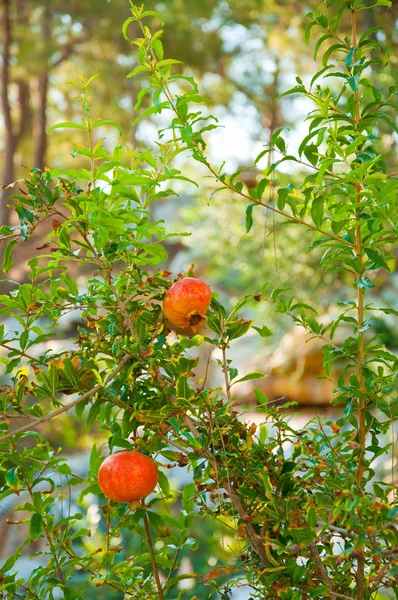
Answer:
16;79;33;145
34;73;49;170
34;6;51;170
1;0;14;227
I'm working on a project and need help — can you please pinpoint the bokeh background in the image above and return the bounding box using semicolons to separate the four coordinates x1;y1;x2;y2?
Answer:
0;0;397;597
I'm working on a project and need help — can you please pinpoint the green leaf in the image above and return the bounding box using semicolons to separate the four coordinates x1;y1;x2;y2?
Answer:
6;468;20;495
93;119;123;136
141;9;164;24
225;319;253;342
48;121;87;131
122;16;136;41
156;59;183;68
314;34;333;61
252;325;273;338
232;372;266;385
2;239;17;273
176;376;194;400
356;275;375;289
364;247;389;270
179;335;204;349
347;75;359;92
182;482;196;513
258;423;268;443
254;389;268;406
306;505;317;527
85;74;100;87
245;203;255;233
86;397;102;431
29;513;43;538
152;39;164;61
158;471;170;496
311;196;324;227
345;46;356;68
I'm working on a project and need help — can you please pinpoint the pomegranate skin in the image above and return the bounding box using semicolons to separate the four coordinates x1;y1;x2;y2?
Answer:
163;277;212;331
98;451;158;503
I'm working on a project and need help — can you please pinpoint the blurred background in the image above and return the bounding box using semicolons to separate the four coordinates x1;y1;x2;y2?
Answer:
0;0;397;597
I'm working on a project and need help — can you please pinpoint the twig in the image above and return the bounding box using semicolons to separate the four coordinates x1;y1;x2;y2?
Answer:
180;413;268;566
103;271;140;341
308;542;334;592
221;345;232;404
143;511;164;600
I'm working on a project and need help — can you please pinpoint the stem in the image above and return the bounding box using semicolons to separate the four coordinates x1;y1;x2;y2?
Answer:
84;85;96;186
308;542;334;592
143;511;164;600
180;412;268;566
351;8;366;599
206;163;353;248
19;465;65;585
221;345;232;404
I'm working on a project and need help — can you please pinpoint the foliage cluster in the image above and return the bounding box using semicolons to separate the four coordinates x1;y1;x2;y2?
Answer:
0;0;397;598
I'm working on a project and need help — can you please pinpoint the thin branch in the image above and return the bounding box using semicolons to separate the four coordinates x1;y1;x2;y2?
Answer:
308;542;334;592
143;511;164;600
104;272;140;341
206;162;353;247
221;345;232;404
180;413;268;566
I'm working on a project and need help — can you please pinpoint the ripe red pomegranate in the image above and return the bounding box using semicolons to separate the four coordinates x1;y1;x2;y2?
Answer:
98;451;158;508
163;277;212;332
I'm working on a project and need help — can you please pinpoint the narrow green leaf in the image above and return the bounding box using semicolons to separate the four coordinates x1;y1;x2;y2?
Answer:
364;247;389;270
306;505;317;527
156;59;183;68
245;203;255;233
2;239;17;273
311;196;324;227
48;121;87;131
6;468;20;495
225;319;253;341
158;471;170;496
252;325;273;338
122;17;136;41
232;372;266;385
356;275;375;289
176;376;194;400
141;9;164;23
86;398;102;431
345;46;356;68
182;482;196;513
93;119;123;136
29;513;43;538
254;389;268;406
86;74;100;87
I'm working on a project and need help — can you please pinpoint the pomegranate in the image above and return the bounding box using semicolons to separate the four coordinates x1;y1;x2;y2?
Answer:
98;451;158;508
163;277;212;332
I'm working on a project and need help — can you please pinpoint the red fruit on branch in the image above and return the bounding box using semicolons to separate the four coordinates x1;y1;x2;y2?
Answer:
163;277;212;332
98;451;158;509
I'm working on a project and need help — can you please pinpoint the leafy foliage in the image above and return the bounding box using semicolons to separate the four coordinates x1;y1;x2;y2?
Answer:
0;1;397;599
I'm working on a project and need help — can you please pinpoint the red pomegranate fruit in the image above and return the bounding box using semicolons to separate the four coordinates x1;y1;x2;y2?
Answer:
163;277;212;332
98;451;158;508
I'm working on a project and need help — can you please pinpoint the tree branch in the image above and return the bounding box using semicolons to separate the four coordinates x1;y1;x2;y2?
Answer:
0;355;131;444
180;413;268;566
